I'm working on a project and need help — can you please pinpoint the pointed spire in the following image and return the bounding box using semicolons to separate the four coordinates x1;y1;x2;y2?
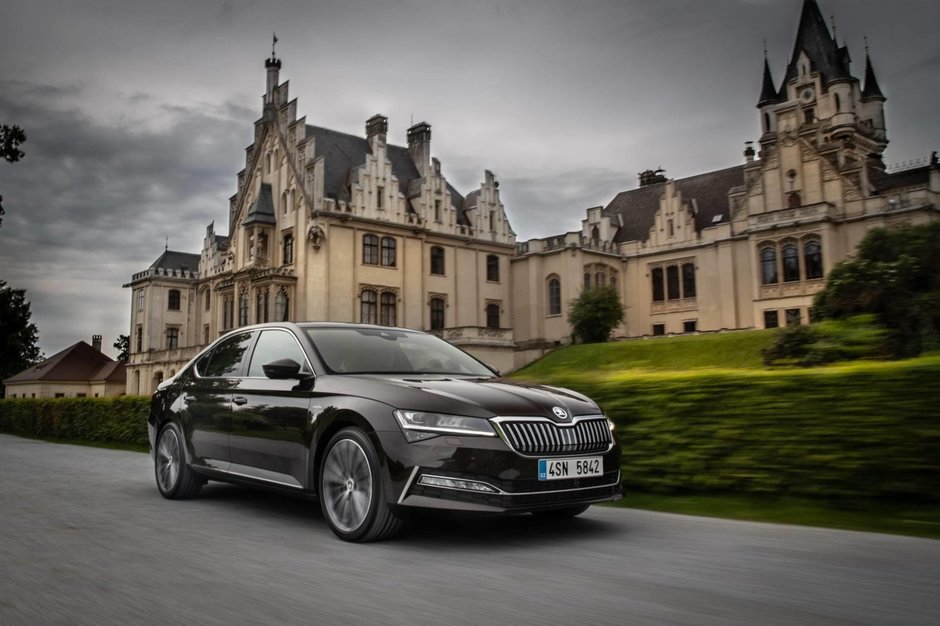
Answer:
758;54;780;107
861;47;885;101
782;0;851;86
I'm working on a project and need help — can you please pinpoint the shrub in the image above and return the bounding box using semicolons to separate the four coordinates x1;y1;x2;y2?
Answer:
762;315;886;366
568;286;624;343
0;397;150;446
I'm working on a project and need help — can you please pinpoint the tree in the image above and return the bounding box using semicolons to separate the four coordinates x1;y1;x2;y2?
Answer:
813;222;940;358
0;280;42;397
0;124;27;228
113;334;130;362
568;285;624;343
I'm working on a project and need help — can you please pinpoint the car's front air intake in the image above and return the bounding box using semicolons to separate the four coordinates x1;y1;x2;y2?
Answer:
493;416;612;456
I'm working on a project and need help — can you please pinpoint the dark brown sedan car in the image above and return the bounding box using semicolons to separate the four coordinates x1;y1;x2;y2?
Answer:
150;322;621;541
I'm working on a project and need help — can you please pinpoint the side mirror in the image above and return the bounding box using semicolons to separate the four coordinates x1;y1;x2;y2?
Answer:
262;358;302;380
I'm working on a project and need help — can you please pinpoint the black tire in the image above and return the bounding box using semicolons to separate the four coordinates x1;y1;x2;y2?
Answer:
318;427;403;542
532;504;591;519
154;422;203;500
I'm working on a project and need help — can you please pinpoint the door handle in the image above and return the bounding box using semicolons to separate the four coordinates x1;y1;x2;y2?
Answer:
232;396;248;406
184;395;197;402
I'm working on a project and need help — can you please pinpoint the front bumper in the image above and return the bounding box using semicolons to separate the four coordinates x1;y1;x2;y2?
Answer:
375;428;622;514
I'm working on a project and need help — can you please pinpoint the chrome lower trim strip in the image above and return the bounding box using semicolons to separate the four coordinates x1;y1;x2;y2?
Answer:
396;466;421;505
214;467;304;489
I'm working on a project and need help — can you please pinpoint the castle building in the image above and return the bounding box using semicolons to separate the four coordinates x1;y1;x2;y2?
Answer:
125;51;516;394
125;0;938;393
511;0;938;364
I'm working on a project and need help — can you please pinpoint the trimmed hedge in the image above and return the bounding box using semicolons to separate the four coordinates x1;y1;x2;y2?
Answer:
516;357;940;503
0;397;150;447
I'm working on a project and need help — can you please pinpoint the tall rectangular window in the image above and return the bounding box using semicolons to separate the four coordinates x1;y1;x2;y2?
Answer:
380;292;396;326
666;266;680;300
137;289;145;312
785;308;802;326
360;290;377;324
166;327;179;350
651;267;664;302
376;186;384;209
204;289;210;311
486;255;500;282
363;234;378;265
380;237;396;267
681;263;696;298
430;298;445;330
168;289;181;311
135;326;142;352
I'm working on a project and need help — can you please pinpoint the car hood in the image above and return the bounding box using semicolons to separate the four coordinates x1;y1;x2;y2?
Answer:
327;375;600;422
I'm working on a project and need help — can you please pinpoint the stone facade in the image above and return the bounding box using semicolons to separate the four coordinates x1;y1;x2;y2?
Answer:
125;56;516;395
510;0;939;368
125;0;939;392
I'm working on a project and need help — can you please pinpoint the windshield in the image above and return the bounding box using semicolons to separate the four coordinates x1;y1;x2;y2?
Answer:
305;327;495;376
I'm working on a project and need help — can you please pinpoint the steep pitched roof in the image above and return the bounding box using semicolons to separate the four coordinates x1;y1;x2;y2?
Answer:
603;165;745;244
781;0;852;89
242;182;277;225
867;164;931;194
149;250;200;273
3;341;114;384
91;360;127;384
305;125;421;198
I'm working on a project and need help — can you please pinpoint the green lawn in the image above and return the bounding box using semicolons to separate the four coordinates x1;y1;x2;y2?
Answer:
515;330;776;378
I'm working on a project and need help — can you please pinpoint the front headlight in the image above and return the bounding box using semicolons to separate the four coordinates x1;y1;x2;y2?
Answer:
394;410;496;442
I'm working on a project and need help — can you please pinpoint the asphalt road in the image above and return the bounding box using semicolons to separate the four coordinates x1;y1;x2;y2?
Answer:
1;434;938;625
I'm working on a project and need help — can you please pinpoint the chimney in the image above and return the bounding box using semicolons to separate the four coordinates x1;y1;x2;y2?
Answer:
744;141;756;163
92;335;102;352
366;114;388;144
407;122;432;176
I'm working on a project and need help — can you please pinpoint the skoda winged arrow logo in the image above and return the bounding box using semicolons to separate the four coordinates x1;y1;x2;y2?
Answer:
552;406;568;420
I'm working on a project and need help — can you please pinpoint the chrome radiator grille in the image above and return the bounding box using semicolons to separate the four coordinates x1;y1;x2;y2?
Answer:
495;417;611;456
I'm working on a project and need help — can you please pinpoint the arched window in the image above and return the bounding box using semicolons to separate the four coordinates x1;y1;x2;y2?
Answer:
380;237;396;267
666;265;680;300
362;234;379;265
486;303;500;329
486;255;500;282
430;247;445;275
360;290;377;324
380;292;396;326
204;289;210;311
430;297;445;330
682;263;696;298
255;289;269;323
547;276;561;316
788;191;802;208
168;289;181;311
804;239;823;279
763;112;771;131
834;93;841;112
651;267;664;302
760;246;778;285
782;242;800;282
275;288;289;322
584;272;591;291
283;233;294;265
590;225;599;244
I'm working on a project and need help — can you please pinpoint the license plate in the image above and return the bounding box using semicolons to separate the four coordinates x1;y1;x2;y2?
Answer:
538;457;602;481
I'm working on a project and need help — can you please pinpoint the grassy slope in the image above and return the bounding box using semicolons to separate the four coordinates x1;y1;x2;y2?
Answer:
511;331;940;539
515;330;776;378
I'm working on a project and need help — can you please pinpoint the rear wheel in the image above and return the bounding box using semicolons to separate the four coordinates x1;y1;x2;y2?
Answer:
532;504;591;518
319;428;403;542
155;422;203;499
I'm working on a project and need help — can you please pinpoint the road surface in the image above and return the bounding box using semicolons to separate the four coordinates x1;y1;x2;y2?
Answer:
1;434;938;625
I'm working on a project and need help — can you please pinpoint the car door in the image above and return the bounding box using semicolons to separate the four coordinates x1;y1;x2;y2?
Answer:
228;328;315;489
180;331;254;471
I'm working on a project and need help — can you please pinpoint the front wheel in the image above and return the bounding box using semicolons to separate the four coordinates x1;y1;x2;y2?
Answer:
154;422;203;499
318;428;403;542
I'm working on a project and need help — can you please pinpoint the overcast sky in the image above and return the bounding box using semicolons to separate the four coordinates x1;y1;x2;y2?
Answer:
1;0;938;359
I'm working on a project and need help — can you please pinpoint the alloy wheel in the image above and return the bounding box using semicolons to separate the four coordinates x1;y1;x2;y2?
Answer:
321;438;374;533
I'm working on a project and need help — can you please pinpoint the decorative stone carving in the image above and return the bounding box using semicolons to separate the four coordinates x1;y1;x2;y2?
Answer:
307;222;325;251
